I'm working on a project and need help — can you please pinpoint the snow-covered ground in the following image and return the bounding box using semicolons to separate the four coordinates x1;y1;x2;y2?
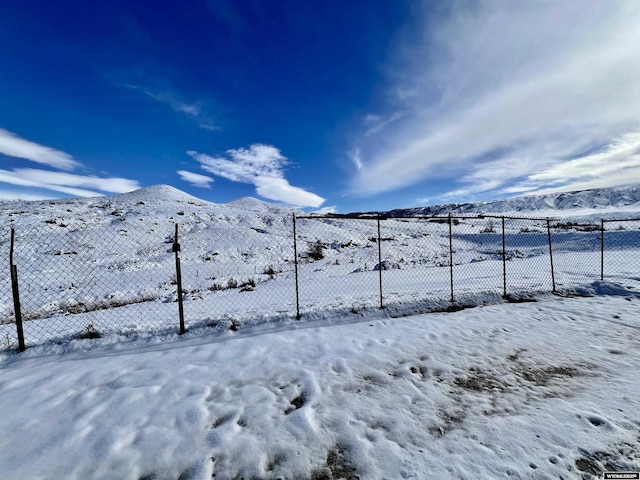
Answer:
2;185;640;351
0;282;639;479
1;186;640;478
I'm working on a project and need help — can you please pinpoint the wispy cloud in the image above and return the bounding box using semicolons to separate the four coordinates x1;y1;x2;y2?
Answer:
0;168;141;197
0;129;80;170
177;170;214;188
188;144;325;207
311;205;337;215
0;130;141;199
125;84;218;131
508;132;640;195
351;1;640;201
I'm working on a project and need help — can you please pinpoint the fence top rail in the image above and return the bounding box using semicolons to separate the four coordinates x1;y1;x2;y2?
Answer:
297;213;640;223
602;218;640;223
295;213;559;222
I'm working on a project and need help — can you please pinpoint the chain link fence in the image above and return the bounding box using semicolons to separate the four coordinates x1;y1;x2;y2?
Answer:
602;219;640;285
2;214;639;352
1;221;179;350
174;215;296;331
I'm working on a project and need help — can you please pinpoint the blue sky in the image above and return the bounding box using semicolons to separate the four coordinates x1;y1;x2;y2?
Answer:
2;0;640;212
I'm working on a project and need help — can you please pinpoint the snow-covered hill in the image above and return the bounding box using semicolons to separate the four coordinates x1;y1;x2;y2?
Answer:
0;184;293;230
1;182;639;353
381;184;640;219
4;183;640;228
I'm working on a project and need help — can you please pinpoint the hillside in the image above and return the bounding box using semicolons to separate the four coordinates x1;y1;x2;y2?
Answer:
4;184;640;226
381;184;640;219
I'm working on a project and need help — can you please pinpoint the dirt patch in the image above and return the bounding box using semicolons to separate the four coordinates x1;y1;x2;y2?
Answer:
311;445;359;480
285;391;306;415
453;367;510;393
574;439;640;478
515;365;580;387
430;357;591;436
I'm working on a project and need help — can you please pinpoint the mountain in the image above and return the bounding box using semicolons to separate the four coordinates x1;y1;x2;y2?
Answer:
4;184;640;225
379;184;640;219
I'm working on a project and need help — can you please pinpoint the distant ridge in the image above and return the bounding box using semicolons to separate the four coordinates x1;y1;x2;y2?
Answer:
379;184;640;218
3;183;640;221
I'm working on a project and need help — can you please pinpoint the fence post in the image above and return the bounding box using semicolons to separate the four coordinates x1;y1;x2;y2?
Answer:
546;219;556;293
292;214;300;320
448;214;454;303
377;215;384;309
173;223;185;335
501;217;507;298
9;229;26;352
600;219;605;281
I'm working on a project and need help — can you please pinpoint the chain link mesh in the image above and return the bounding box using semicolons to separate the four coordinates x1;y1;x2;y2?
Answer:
295;217;382;315
549;219;602;290
1;214;638;352
2;221;178;349
0;233;14;350
176;216;296;330
603;219;640;289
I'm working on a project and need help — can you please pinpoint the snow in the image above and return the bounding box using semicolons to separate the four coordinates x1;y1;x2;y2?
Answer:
0;287;639;479
386;183;640;219
0;185;640;479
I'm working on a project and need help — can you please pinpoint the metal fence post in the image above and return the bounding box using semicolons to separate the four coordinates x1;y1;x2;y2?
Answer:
377;216;384;309
173;223;185;335
501;216;507;298
546;219;556;292
9;229;26;352
292;214;300;320
600;219;605;281
448;214;454;303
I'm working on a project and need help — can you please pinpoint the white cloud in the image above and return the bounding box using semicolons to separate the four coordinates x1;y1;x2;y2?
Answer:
508;132;640;195
253;176;324;208
188;145;325;208
349;148;363;171
191;144;288;182
0;168;140;198
0;129;80;170
177;170;214;188
351;1;640;200
311;205;338;215
0;129;142;200
126;84;218;131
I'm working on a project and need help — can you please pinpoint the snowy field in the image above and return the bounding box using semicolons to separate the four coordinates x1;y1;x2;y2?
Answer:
2;186;639;351
0;282;639;479
1;186;640;478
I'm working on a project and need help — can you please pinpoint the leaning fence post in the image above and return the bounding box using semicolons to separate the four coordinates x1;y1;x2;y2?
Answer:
546;219;556;292
600;219;605;281
377;215;384;309
292;214;300;320
448;214;454;303
9;229;26;352
173;223;185;335
501;217;507;298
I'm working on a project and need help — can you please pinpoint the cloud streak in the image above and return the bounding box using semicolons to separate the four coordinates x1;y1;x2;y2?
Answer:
177;170;214;188
0;129;141;199
0;129;80;170
0;168;141;197
126;84;218;131
351;0;640;201
188;144;325;207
